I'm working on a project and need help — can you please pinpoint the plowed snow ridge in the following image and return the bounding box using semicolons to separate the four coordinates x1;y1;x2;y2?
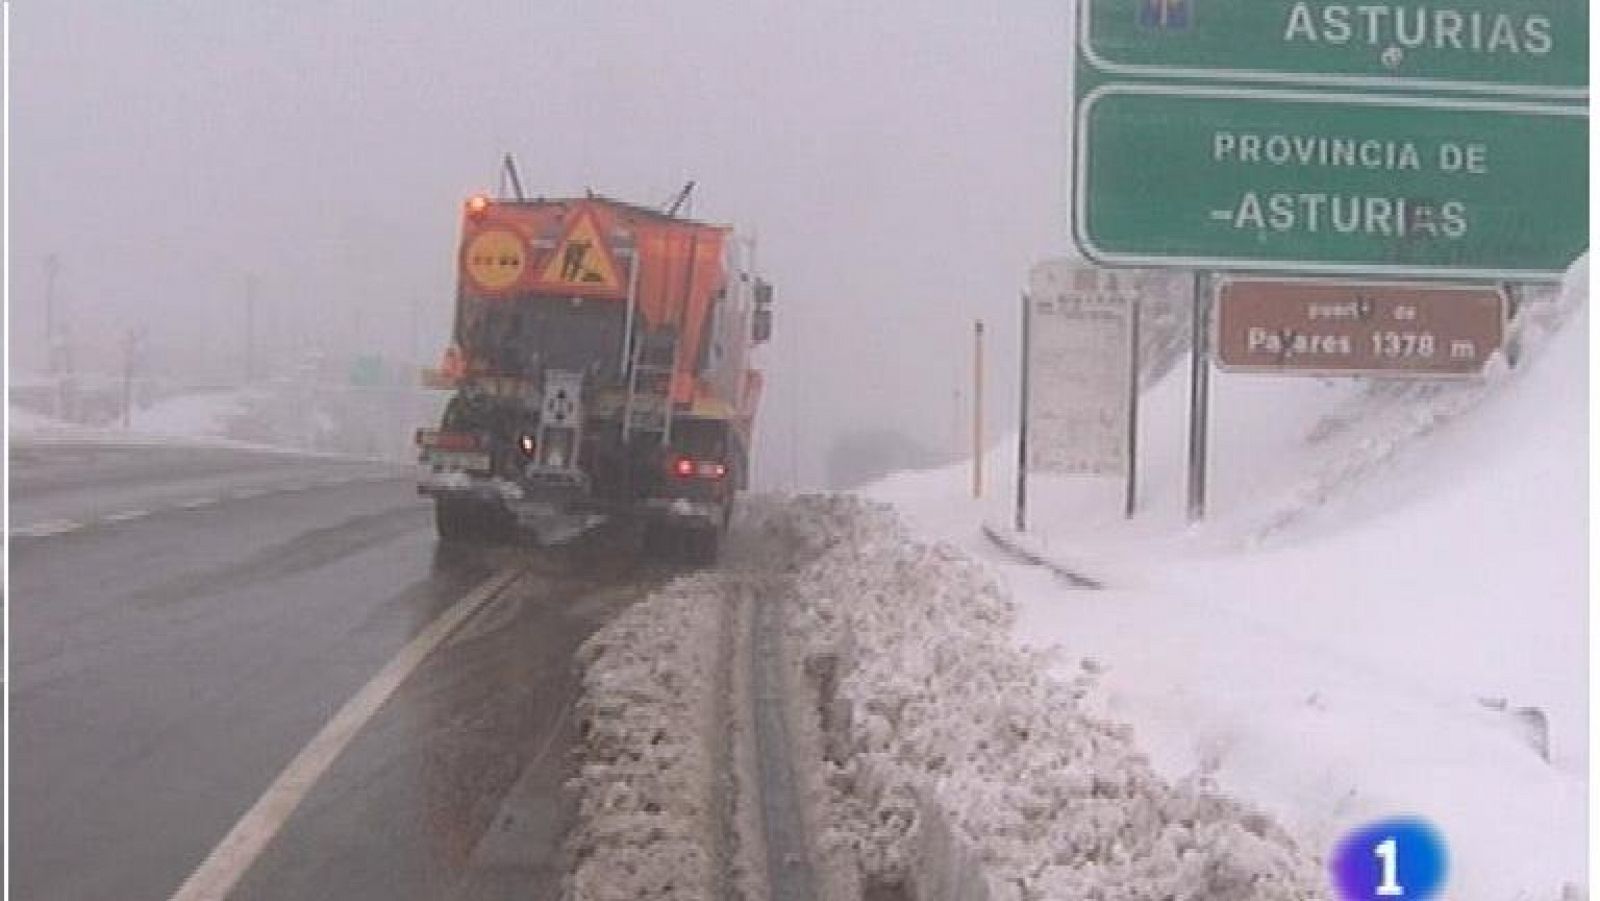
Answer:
569;498;1327;899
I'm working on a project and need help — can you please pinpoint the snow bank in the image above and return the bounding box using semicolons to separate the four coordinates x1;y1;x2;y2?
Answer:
9;379;442;462
7;404;82;437
566;497;1331;898
565;560;776;901
567;574;728;899
765;495;1325;900
863;258;1589;900
128;389;249;437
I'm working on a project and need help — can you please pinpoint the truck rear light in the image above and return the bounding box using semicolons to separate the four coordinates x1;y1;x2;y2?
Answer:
668;455;727;480
466;194;490;216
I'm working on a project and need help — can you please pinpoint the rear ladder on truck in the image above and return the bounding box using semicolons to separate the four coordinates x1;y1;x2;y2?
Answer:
622;329;679;444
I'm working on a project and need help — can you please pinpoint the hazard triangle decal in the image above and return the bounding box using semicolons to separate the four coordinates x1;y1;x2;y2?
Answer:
538;210;623;294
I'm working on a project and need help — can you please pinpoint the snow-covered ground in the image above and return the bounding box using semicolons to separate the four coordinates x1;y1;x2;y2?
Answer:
565;261;1585;898
9;392;254;448
9;388;300;456
865;260;1590;899
125;389;249;437
9;381;443;461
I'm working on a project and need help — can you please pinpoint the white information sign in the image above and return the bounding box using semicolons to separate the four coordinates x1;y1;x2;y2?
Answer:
1025;260;1134;476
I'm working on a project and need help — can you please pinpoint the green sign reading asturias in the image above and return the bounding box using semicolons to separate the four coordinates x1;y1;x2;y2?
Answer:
1074;84;1587;279
1082;0;1586;98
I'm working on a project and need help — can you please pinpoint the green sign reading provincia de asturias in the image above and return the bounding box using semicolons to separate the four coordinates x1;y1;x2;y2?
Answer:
1082;0;1586;98
1074;84;1586;279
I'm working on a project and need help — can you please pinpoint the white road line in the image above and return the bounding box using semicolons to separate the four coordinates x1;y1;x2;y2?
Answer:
101;509;151;524
11;519;85;539
175;497;219;510
167;564;525;901
228;488;268;501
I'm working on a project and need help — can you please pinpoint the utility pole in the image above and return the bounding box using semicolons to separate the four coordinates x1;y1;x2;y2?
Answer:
121;327;144;429
44;254;72;420
43;253;59;357
244;274;258;385
409;298;422;369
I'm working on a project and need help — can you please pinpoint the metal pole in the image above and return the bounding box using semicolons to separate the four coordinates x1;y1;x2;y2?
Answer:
121;328;135;429
1015;296;1030;531
1186;271;1211;522
244;274;258;385
44;254;61;418
1500;280;1522;369
1125;292;1140;519
409;298;420;369
43;253;58;357
973;319;985;499
500;152;526;201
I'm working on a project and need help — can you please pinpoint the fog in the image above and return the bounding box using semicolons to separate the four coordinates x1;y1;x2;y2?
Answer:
10;1;1073;489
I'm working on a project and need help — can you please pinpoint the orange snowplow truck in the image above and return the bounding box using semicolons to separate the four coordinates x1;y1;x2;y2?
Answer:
416;192;771;560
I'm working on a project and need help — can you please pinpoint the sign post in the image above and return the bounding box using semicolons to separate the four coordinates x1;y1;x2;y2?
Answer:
1125;292;1140;519
1021;260;1139;514
1186;272;1211;523
1016;293;1031;531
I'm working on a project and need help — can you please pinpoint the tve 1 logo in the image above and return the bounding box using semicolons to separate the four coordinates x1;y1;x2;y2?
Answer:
1331;817;1448;900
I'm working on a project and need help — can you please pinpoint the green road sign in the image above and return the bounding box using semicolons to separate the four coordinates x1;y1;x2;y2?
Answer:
1082;0;1587;99
1073;84;1587;279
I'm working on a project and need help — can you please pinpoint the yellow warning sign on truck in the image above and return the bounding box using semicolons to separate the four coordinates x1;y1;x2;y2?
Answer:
464;230;526;292
538;210;623;294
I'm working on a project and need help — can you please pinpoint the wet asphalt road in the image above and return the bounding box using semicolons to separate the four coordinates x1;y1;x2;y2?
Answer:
11;440;663;900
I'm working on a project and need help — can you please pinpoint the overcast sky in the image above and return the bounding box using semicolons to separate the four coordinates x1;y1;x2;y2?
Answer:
11;1;1075;488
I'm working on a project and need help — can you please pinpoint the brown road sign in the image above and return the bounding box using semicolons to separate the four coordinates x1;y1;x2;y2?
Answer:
1216;279;1505;377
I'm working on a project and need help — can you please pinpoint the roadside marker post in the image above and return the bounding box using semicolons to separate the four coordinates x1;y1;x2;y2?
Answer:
1016;295;1030;531
973;319;985;500
1186;272;1211;524
1124;290;1140;520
